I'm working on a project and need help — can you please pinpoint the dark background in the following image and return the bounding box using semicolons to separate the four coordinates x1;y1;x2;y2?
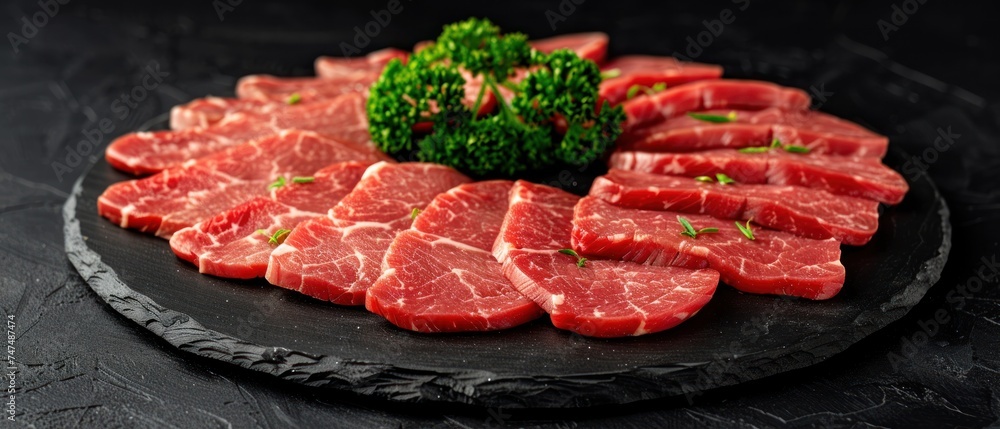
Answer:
3;0;999;427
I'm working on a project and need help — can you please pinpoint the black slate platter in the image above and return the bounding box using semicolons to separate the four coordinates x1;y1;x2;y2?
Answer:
65;145;950;409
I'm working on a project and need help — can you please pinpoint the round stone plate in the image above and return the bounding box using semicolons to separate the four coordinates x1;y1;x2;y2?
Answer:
65;134;949;408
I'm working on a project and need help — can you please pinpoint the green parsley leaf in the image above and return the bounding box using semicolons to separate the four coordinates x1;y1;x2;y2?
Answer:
735;219;756;241
626;84;642;100
259;228;292;245
626;83;668;100
715;173;735;185
678;217;697;238
410;208;422;219
268;177;287;190
286;93;302;105
600;68;621;80
687;111;737;123
558;248;588;268
694;176;715;183
292;176;315;184
783;145;811;154
739;139;810;155
679;217;719;238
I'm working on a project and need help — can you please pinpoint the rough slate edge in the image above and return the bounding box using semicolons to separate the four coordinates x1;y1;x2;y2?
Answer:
63;157;951;410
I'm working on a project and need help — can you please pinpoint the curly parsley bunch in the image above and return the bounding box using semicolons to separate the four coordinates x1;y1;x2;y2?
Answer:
366;18;625;176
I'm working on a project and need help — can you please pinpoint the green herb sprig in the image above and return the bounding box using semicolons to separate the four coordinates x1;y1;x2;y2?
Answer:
558;248;588;268
626;82;667;100
693;173;736;185
269;176;315;190
735;219;756;241
738;138;811;154
257;228;292;245
678;217;719;239
268;177;287;190
600;68;621;80
687;111;737;123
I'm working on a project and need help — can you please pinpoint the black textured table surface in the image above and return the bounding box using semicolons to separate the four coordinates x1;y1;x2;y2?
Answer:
3;1;999;427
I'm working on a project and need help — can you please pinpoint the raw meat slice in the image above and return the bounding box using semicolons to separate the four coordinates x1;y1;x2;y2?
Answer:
367;181;545;333
367;230;544;332
270;162;371;214
240;51;486;114
599;56;724;105
618;107;888;158
458;69;498;114
491;181;579;254
169;198;322;279
236;76;370;104
266;216;403;303
530;32;609;64
412;40;433;53
502;251;720;337
266;162;470;305
610;149;908;204
329;163;468;223
168;162;370;278
572;196;845;300
98;130;384;237
314;47;409;79
169;97;272;131
107;92;371;175
234;48;408;103
410;180;514;250
492;181;719;337
622;80;811;128
179;74;489;135
591;169;880;245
